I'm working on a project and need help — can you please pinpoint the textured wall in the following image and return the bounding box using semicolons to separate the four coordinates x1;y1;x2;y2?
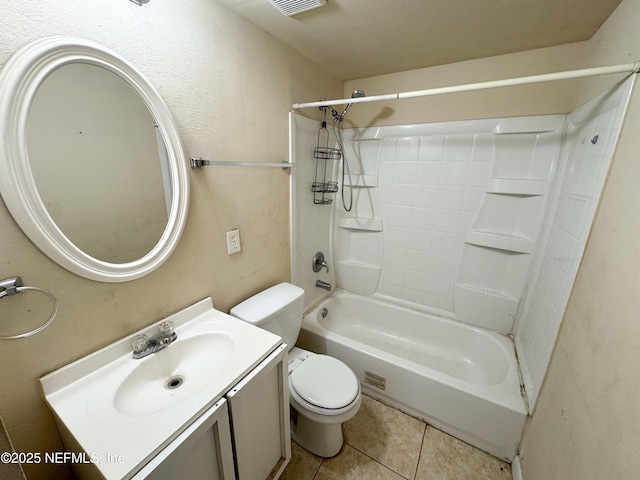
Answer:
519;0;640;477
519;81;640;480
343;42;588;128
0;1;340;479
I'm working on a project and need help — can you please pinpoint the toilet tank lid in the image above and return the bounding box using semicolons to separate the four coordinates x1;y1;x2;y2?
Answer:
230;282;305;325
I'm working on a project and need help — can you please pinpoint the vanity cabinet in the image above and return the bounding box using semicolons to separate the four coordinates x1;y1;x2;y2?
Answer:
132;399;235;480
40;298;290;480
134;344;289;480
227;344;290;480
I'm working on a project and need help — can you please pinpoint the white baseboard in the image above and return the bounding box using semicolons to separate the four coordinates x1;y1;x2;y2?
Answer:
511;455;523;480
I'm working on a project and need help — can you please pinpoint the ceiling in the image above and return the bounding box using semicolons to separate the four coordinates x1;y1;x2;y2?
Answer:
216;0;623;81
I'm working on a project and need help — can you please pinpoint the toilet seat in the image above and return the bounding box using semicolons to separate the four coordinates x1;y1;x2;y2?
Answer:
289;354;360;415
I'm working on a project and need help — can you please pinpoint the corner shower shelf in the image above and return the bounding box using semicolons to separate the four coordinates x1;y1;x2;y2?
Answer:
493;116;564;134
464;230;535;254
454;283;518;333
351;174;378;188
335;260;381;296
338;217;383;232
486;179;548;196
455;283;517;300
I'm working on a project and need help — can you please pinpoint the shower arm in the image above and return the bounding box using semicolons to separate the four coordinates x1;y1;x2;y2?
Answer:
329;90;365;122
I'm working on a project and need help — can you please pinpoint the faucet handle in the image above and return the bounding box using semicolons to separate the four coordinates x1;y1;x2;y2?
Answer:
159;321;174;336
313;252;329;273
132;334;148;353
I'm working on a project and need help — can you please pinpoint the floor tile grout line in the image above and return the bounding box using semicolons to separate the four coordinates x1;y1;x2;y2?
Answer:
287;394;513;480
345;441;412;480
412;423;429;480
310;458;323;480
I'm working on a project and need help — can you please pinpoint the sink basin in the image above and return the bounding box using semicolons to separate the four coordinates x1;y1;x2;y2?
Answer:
113;333;234;416
40;298;282;480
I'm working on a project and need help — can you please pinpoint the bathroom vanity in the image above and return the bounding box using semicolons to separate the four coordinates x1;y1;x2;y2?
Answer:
40;298;290;480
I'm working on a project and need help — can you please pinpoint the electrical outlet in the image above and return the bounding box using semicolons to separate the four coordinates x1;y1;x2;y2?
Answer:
226;229;241;255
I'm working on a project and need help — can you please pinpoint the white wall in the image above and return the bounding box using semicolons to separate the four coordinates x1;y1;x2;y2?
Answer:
515;77;634;409
331;117;564;336
519;0;640;476
290;113;335;311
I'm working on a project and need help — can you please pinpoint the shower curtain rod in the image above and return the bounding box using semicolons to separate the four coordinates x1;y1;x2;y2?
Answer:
292;61;640;110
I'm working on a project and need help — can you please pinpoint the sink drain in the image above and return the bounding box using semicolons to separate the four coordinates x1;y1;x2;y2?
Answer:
165;375;184;390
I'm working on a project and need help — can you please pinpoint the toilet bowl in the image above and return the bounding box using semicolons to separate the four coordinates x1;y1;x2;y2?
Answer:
287;347;361;457
230;283;361;457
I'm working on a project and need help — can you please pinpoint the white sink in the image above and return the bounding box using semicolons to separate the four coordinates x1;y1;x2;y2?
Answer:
112;333;234;416
40;298;282;480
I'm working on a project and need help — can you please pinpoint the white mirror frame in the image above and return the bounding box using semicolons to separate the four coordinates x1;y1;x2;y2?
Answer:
0;36;189;282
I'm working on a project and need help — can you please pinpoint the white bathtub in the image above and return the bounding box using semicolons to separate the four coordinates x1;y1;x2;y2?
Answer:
297;290;527;461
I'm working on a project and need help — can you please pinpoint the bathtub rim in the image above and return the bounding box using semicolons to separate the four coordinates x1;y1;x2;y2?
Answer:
315;292;514;386
301;289;527;415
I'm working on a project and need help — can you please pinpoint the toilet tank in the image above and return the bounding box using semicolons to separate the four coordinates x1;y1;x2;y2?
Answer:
230;283;305;351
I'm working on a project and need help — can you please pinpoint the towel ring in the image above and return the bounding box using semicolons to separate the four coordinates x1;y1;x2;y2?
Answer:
0;283;58;340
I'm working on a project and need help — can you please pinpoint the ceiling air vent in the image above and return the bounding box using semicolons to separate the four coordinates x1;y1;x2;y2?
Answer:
267;0;327;16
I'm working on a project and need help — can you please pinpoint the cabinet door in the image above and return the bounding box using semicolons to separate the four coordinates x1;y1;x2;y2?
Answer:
226;344;290;480
132;398;235;480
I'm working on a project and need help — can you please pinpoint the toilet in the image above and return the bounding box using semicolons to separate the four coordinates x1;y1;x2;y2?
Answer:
230;282;361;457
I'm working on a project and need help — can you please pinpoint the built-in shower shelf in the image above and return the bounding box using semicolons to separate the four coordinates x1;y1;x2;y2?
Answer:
465;230;535;254
338;217;383;231
455;283;517;300
492;116;565;135
487;179;548;196
351;174;378;188
454;283;518;334
336;260;381;296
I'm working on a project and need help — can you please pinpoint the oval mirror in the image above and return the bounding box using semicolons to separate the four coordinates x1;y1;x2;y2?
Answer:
0;36;189;282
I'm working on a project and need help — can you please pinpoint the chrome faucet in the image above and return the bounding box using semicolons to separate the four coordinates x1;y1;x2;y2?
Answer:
132;321;177;359
316;280;332;291
313;252;329;273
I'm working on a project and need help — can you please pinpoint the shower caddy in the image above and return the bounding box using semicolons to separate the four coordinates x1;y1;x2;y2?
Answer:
312;109;341;205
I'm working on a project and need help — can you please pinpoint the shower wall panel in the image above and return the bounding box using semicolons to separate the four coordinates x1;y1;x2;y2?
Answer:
514;77;635;409
290;113;336;311
338;118;563;330
291;78;634;413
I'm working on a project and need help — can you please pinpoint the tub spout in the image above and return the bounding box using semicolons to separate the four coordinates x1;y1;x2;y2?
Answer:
316;280;332;291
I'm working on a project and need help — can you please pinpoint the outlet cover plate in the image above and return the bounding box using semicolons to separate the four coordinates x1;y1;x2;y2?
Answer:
226;229;241;255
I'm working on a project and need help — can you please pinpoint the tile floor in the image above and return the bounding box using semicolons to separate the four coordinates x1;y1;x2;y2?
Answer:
281;394;512;480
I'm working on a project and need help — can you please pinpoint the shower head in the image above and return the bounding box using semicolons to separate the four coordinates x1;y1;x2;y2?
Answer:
332;90;366;121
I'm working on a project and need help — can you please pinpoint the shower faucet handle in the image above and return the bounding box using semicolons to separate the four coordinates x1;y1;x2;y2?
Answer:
313;252;329;273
